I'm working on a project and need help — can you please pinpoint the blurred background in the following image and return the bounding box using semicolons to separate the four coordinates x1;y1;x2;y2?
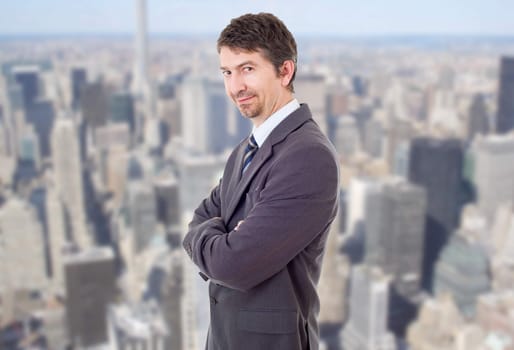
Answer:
0;1;514;349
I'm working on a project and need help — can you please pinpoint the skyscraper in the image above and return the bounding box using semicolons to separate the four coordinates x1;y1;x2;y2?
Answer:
473;133;514;223
365;178;427;298
25;98;54;158
295;74;328;135
467;93;489;142
318;205;348;349
363;117;384;158
46;182;67;292
364;178;427;336
132;0;151;102
334;116;360;159
132;0;157;141
70;67;87;111
65;247;116;348
408;137;464;292
107;300;168;349
12;65;40;109
433;233;490;318
0;197;47;295
346;177;377;238
496;56;514;134
407;294;468;350
110;91;136;132
81;81;108;128
51;117;90;248
126;180;157;253
341;265;396;350
181;77;229;155
154;174;181;229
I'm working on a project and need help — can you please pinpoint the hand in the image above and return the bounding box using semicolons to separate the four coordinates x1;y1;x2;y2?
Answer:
234;220;244;231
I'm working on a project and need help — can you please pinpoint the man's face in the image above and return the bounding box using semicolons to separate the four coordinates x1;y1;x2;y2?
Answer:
219;46;291;127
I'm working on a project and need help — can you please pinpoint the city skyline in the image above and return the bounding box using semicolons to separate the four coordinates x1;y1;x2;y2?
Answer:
0;0;514;36
1;2;514;348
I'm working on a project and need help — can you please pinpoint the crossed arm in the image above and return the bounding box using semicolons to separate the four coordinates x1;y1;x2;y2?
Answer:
183;145;339;291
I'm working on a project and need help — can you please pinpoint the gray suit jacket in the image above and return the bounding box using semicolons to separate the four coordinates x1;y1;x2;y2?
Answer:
183;104;339;350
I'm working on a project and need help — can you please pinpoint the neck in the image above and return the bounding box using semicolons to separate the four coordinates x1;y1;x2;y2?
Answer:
252;94;294;128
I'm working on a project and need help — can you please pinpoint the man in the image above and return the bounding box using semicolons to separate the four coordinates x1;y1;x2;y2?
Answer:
182;13;339;350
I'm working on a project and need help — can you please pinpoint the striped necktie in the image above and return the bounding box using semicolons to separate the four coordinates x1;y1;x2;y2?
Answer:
242;135;258;174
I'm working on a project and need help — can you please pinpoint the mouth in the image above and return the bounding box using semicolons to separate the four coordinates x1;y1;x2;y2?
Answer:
237;95;254;104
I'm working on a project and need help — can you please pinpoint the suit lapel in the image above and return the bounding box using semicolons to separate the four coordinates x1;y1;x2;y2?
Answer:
224;142;273;223
224;141;246;203
223;104;313;223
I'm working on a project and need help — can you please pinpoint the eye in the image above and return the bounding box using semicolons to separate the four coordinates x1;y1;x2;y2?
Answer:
222;70;231;77
242;66;254;73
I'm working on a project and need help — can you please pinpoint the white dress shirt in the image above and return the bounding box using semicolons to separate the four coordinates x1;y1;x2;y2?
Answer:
251;98;300;147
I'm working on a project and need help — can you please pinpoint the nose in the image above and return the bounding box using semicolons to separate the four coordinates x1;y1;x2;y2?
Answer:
226;72;246;97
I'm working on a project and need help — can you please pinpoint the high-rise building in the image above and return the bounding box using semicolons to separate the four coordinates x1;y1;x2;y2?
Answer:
384;118;416;170
70;67;87;110
81;81;108;128
295;74;328;135
95;122;131;150
18;126;41;168
433;233;490;318
25;98;55;158
407;294;470;350
318;204;347;348
429;88;461;136
365;178;427;298
363;117;384;158
472;133;514;223
13;126;40;192
345;177;377;238
144;248;183;350
132;0;157;149
352;75;369;97
408;137;464;292
181;77;229;155
132;0;151;104
157;76;183;139
392;141;410;179
12;65;40;109
126;180;157;253
110;91;136;132
333;116;360;159
341;265;396;350
107;300;168;350
364;178;427;336
496;56;514;134
154;174;181;229
28;187;50;274
172;147;226;213
65;247;116;349
51;117;90;248
0;196;47;290
46;182;67;292
467;93;489;142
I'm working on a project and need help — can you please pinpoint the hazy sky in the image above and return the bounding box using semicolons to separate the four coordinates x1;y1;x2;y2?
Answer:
0;0;513;36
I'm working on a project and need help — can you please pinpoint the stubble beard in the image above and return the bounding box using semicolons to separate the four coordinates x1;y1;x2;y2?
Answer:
239;103;261;119
235;93;262;120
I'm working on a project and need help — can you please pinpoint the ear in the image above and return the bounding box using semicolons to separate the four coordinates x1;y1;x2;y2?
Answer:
279;60;295;88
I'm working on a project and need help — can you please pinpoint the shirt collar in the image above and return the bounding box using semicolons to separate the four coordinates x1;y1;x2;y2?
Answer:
252;98;300;147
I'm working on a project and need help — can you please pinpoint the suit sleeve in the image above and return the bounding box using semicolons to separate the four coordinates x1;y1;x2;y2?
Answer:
182;179;224;259
184;144;339;291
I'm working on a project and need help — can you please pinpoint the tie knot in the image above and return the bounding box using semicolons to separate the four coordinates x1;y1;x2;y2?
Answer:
248;134;258;150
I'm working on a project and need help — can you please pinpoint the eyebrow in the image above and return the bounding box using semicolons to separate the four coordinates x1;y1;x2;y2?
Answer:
220;60;257;71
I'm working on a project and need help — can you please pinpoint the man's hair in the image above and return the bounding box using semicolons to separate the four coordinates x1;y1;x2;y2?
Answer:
217;13;297;92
